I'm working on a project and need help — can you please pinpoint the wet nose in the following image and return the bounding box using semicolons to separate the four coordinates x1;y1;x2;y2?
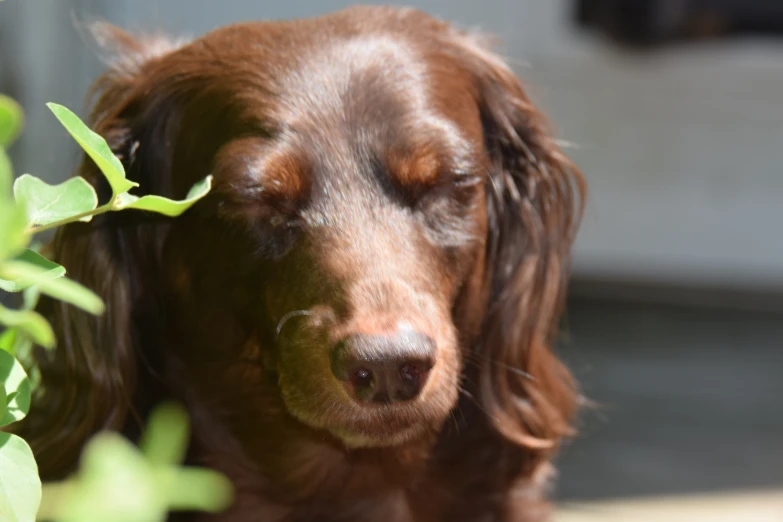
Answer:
330;330;436;404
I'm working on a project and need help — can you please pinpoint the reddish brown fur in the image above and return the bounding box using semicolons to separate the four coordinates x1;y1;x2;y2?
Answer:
17;6;585;522
386;143;441;190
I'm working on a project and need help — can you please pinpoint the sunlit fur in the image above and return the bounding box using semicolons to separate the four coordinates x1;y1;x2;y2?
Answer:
17;6;585;522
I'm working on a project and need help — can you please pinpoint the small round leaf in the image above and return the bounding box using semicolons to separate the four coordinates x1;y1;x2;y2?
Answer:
0;249;66;293
165;467;234;513
60;433;166;522
47;103;137;195
13;174;98;228
0;148;12;198
114;175;212;216
0;200;30;260
0;95;24;147
0;262;104;316
139;402;190;467
0;432;42;522
0;304;54;350
0;349;32;426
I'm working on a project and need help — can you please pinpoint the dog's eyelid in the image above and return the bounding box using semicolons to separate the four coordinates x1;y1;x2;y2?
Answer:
214;181;305;230
430;168;483;194
216;163;309;208
451;172;483;188
409;172;476;208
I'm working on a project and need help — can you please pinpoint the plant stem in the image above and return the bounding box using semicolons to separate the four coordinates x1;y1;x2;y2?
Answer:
27;202;113;235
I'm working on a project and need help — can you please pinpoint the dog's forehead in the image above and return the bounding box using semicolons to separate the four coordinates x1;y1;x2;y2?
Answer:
184;21;480;151
275;35;431;129
265;36;474;185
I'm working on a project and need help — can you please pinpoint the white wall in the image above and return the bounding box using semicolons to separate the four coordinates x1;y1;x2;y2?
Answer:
515;3;783;290
4;0;783;290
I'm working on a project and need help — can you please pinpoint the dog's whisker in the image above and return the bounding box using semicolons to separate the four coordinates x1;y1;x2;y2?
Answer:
458;386;500;424
465;352;537;381
456;404;468;428
275;310;312;339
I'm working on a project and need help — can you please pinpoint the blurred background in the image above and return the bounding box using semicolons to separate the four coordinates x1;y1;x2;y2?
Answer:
1;0;781;519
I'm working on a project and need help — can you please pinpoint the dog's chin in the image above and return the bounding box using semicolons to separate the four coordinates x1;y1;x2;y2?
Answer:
284;397;442;449
329;422;429;449
280;372;459;450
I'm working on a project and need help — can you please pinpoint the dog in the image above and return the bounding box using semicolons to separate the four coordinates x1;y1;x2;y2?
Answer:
21;6;585;521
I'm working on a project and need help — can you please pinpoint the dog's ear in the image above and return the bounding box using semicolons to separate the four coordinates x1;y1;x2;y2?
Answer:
452;33;585;455
15;24;186;479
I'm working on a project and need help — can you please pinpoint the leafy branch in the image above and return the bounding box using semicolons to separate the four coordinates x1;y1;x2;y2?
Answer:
0;94;231;522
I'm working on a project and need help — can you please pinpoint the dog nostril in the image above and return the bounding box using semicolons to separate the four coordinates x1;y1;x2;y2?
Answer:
395;360;431;402
400;363;420;382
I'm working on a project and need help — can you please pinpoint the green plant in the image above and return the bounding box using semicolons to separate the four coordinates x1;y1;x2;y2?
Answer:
0;93;231;521
36;404;233;522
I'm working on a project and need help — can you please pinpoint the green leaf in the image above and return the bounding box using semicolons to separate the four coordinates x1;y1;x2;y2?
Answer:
0;304;54;349
0;147;12;198
0;261;104;315
0;349;32;426
47;103;137;195
60;433;166;522
13;174;98;228
43;409;234;522
0;94;24;147
0;328;32;360
0;329;15;354
0;432;41;522
115;175;212;217
0;249;65;292
164;467;234;513
139;402;190;467
0;201;30;260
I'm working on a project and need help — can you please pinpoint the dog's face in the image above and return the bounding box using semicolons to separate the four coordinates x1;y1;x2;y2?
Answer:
166;33;491;447
24;6;584;479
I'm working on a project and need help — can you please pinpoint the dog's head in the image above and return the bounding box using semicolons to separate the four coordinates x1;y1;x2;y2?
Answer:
23;6;584;476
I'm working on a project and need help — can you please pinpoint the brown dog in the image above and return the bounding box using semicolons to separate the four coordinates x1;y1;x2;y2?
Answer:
21;6;584;521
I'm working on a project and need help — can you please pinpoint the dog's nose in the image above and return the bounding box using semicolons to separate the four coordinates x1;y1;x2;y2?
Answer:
330;330;436;404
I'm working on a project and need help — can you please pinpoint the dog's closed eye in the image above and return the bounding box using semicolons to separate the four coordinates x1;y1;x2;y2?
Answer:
211;137;310;256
